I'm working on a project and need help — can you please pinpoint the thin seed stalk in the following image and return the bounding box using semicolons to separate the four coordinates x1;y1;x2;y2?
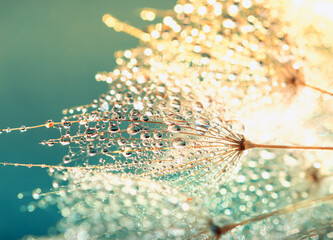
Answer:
303;82;333;96
243;140;333;151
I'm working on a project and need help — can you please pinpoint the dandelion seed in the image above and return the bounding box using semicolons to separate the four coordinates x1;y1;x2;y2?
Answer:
2;72;333;194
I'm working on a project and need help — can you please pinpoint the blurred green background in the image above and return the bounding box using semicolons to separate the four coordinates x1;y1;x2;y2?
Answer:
0;0;175;239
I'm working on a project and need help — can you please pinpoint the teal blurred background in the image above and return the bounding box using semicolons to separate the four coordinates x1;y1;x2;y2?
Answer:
0;0;175;239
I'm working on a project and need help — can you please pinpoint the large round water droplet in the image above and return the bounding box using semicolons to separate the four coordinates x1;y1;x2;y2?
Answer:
172;138;186;149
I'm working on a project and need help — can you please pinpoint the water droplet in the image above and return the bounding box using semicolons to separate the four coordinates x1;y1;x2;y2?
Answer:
157;83;167;93
20;126;26;132
63;155;71;164
85;128;98;138
147;99;154;107
154;131;163;139
141;132;150;140
17;193;23;199
127;123;144;135
99;134;106;141
193;101;203;112
102;148;109;154
141;115;149;122
47;140;55;147
195;117;210;133
27;204;35;212
117;137;126;146
172;138;186;148
33;192;40;200
156;141;164;148
45;120;54;128
130;109;141;121
170;99;181;108
130;141;139;149
108;124;119;133
62;121;72;129
60;136;71;146
111;112;122;121
101;102;109;111
168;124;181;133
88;147;97;156
183;110;193;118
122;147;133;158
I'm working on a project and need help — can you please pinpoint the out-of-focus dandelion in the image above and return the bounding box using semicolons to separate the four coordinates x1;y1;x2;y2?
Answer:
13;167;333;239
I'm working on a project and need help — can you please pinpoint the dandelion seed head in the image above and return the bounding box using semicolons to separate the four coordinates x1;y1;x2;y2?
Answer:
50;64;247;193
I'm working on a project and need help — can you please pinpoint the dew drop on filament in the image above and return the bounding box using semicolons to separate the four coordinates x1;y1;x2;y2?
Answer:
172;138;187;149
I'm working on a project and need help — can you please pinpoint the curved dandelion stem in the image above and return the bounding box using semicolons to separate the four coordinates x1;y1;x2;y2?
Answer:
214;194;333;237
